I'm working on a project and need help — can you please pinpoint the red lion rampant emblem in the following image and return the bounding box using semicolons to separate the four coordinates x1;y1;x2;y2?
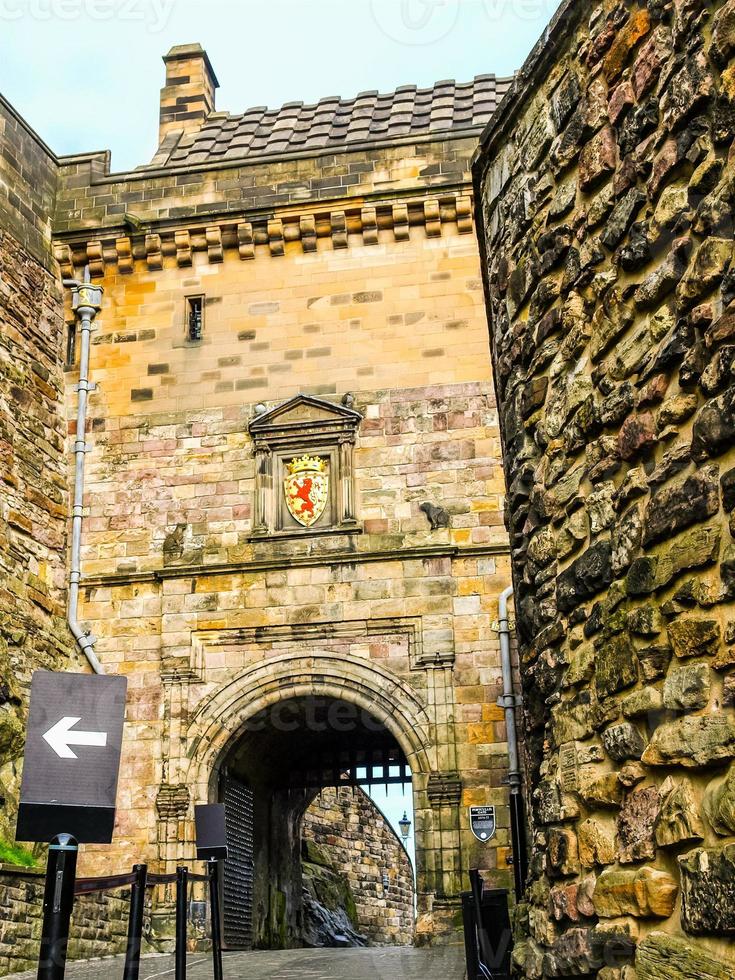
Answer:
284;456;328;527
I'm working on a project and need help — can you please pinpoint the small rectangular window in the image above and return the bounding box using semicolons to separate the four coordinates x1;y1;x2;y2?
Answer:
186;296;204;341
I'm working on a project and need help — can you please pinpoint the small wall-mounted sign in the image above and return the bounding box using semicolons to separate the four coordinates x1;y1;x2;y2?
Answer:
469;805;496;843
195;803;229;861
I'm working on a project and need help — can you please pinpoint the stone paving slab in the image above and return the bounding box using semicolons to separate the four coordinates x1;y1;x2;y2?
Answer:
7;947;467;980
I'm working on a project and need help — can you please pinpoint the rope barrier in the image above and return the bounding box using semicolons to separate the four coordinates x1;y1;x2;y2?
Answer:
74;869;208;895
74;872;138;895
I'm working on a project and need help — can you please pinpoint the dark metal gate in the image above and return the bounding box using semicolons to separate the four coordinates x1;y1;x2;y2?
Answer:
221;774;255;949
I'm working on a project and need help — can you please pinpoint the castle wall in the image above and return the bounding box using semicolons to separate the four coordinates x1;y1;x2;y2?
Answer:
0;866;132;975
302;787;415;946
0;97;77;848
475;0;735;975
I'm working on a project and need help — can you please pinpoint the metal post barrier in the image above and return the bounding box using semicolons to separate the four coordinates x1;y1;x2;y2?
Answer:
509;791;528;901
175;866;188;980
37;834;78;980
207;860;224;980
462;871;513;980
123;864;148;980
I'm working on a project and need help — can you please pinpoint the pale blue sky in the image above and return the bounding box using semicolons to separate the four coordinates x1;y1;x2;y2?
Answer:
1;0;560;172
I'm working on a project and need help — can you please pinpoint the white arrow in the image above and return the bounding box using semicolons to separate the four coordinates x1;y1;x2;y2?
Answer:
42;716;108;759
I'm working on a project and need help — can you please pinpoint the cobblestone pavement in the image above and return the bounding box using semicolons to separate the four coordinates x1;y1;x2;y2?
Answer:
9;947;466;980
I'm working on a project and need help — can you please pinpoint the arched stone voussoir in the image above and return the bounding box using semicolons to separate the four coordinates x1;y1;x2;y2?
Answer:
184;651;436;785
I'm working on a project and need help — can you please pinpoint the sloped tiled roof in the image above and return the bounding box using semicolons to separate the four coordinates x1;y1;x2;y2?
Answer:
158;74;513;167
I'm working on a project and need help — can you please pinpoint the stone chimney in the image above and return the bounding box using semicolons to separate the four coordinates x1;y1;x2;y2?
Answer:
158;43;219;146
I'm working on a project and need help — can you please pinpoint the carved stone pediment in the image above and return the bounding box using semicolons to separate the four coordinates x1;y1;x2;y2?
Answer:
249;394;362;539
249;394;362;448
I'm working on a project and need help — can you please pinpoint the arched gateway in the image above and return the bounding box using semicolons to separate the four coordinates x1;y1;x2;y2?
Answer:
155;652;461;946
51;52;516;947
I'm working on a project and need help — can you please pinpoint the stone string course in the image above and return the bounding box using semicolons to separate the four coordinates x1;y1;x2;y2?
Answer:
302;787;415;946
475;0;735;976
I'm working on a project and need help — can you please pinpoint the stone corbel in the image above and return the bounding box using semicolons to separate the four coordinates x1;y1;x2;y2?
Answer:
268;219;285;257
300;214;317;252
456;196;473;234
206;225;223;263
175;229;192;267
331;211;348;249
424;199;442;238
115;236;133;274
145;233;163;271
236;221;253;260
393;203;410;242
54;242;74;279
87;240;104;278
361;206;378;246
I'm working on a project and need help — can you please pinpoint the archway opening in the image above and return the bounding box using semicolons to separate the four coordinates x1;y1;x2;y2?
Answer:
216;695;415;950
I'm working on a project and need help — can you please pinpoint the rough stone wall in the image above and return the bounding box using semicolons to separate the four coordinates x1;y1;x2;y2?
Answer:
302;787;414;946
0;868;132;975
0;98;77;847
475;0;735;976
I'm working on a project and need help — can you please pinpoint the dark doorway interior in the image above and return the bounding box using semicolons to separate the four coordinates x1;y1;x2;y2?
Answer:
218;695;413;950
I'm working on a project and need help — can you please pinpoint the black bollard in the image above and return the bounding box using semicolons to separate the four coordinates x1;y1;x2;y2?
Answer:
37;834;78;980
207;860;223;980
123;864;148;980
509;791;528;901
175;866;188;980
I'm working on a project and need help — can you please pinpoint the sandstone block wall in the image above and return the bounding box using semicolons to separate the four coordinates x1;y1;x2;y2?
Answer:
0;96;57;265
55;118;514;944
0;867;132;975
475;0;735;976
302;787;415;946
0;98;77;847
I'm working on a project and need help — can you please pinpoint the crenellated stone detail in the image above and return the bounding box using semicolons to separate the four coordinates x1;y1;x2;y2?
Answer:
53;193;476;275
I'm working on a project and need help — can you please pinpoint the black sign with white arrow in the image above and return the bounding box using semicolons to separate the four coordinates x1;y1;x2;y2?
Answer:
16;671;127;844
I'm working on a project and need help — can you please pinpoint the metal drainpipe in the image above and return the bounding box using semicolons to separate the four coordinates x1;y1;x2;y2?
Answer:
497;584;528;900
63;268;104;675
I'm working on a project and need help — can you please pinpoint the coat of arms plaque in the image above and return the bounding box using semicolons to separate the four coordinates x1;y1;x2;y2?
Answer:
284;454;329;527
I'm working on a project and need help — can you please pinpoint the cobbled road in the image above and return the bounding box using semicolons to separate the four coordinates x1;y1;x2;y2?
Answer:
8;947;466;980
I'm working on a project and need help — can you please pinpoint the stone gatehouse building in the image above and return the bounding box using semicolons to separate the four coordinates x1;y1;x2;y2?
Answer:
2;0;735;975
1;42;515;952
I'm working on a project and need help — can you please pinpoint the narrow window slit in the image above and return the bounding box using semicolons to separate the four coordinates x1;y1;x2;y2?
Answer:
187;296;204;341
